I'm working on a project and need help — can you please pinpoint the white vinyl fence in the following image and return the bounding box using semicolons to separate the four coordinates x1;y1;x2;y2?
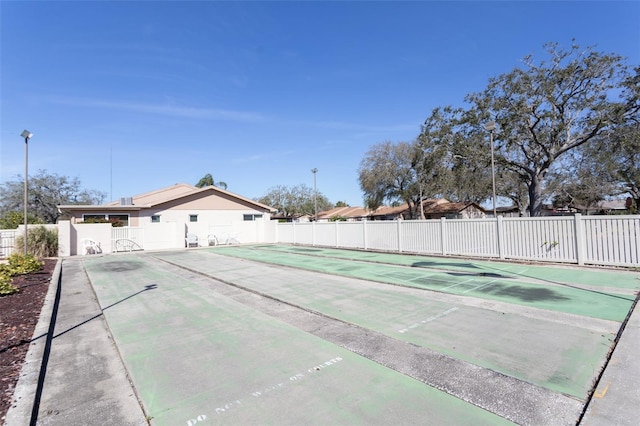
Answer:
277;214;640;267
112;227;145;252
0;229;17;258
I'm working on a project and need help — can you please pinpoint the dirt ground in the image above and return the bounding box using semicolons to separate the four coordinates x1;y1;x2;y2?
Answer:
0;258;56;423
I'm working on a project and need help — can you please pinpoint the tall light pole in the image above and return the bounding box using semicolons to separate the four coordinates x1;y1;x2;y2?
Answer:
416;162;425;220
484;122;497;218
311;168;318;221
21;130;33;255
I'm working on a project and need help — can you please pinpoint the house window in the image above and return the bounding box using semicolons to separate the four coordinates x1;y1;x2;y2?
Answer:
151;215;160;223
189;214;198;222
243;214;263;221
82;213;129;226
109;214;129;226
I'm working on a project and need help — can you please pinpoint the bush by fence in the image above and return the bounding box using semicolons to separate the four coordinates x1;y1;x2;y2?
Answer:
15;226;59;258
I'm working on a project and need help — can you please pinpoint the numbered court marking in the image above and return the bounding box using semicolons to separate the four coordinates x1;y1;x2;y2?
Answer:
398;307;459;334
185;357;343;425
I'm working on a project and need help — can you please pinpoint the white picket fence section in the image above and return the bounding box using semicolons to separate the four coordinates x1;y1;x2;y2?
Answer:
277;214;640;267
0;230;17;258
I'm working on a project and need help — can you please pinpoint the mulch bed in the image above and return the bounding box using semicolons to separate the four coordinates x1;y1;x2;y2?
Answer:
0;258;57;423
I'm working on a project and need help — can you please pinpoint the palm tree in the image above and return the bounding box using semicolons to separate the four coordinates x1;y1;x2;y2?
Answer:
195;173;227;190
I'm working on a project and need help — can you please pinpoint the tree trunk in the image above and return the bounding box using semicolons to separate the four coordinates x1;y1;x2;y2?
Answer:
528;174;544;217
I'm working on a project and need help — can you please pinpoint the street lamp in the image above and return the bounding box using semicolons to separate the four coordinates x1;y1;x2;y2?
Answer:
415;163;425;220
21;130;33;255
311;168;318;221
484;122;497;218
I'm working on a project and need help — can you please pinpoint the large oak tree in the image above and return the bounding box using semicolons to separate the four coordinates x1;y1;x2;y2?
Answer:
257;184;332;218
464;42;628;216
0;170;106;225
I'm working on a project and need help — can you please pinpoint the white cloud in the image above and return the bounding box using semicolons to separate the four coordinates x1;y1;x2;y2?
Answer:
45;96;267;123
232;149;296;164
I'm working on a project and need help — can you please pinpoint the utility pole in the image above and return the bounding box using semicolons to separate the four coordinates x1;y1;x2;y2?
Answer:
311;168;318;221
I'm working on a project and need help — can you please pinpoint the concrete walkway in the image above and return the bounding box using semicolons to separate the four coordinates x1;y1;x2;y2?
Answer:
5;257;147;425
581;298;640;425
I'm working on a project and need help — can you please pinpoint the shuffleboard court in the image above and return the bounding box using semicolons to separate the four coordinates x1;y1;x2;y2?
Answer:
152;249;621;399
83;254;513;425
208;245;638;321
243;244;640;291
79;244;640;425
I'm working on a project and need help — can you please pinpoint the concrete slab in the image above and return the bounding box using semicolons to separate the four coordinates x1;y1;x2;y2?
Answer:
10;245;638;426
82;255;511;425
248;244;640;289
152;250;621;399
210;246;637;322
580;297;640;425
148;253;584;425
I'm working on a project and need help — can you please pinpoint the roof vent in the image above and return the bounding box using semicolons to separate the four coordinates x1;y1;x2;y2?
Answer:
120;197;134;206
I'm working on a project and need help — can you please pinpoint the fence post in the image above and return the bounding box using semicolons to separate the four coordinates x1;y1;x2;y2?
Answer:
440;217;447;256
335;221;340;248
574;213;586;265
292;221;296;244
363;220;368;250
397;219;402;252
312;221;316;246
497;216;505;259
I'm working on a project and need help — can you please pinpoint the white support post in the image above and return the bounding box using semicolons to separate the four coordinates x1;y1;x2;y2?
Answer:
574;213;586;265
292;221;296;244
57;220;71;257
397;219;402;253
497;216;505;259
274;219;279;243
363;220;368;250
440;217;447;256
312;221;316;246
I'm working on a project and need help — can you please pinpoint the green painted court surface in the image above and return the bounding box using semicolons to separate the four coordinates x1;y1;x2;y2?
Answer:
81;244;640;425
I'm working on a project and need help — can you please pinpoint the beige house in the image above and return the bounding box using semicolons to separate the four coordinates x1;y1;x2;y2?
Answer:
316;206;370;222
57;183;276;253
422;201;486;219
316;199;486;221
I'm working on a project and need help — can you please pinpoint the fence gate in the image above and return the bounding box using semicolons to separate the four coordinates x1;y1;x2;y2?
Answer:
112;227;144;252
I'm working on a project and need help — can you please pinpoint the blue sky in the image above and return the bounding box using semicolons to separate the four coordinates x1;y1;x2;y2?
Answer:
1;1;639;207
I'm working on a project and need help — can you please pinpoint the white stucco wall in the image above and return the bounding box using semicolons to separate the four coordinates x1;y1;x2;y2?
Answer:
71;223;113;255
138;209;273;246
142;222;184;250
57;207;277;255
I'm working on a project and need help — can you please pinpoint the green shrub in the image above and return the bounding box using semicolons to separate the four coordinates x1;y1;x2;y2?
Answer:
0;269;18;296
81;217;124;227
0;254;42;296
15;226;58;258
7;252;43;275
